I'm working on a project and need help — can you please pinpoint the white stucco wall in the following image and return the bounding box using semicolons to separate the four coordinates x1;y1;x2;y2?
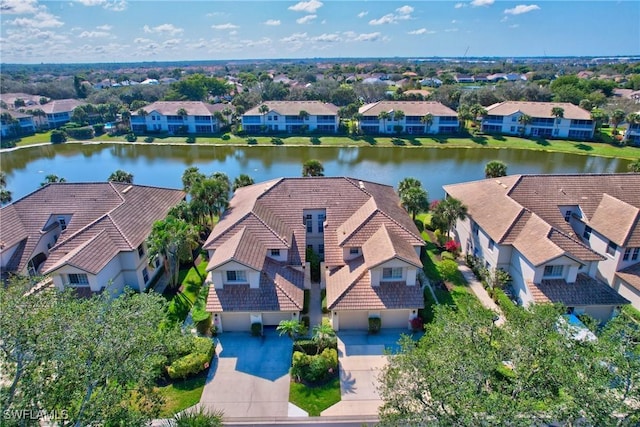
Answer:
613;279;640;310
370;259;416;286
212;260;260;288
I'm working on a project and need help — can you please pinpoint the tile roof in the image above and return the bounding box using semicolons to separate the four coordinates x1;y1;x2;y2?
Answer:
206;227;267;272
244;101;338;116
530;274;629;306
361;225;422;269
39;99;87;115
0;183;185;276
131;101;230;116
205;259;304;312
359;101;457;117
485;101;591;120
1;108;32;119
615;263;640;293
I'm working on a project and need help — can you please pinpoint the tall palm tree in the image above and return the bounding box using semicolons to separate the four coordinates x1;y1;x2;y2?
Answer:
213;111;225;131
222;107;233;126
628;159;640;173
259;104;270;131
177;108;188;120
0;171;7;188
0;188;11;205
469;104;487;129
398;177;423;199
551;107;564;135
457;105;472;131
232;174;255;191
421;113;434;134
302;159;324;177
40;174;66;187
393;110;405;133
377;111;391;133
277;319;307;351
120;109;131;131
484;160;508;178
518;114;532;136
611;109;626;132
312;320;336;354
298;110;310;121
432;197;468;238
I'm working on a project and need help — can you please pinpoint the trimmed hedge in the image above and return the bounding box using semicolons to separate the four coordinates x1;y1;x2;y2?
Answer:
294;337;337;354
65;126;94;140
291;348;338;384
493;288;518;319
50;129;67;144
167;352;210;380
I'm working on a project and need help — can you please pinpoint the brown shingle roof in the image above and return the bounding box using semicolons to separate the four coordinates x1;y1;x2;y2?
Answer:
0;183;185;276
328;271;423;310
131;101;230;116
361;225;422;269
615;263;640;293
589;194;639;246
39;99;87;114
359;101;456;117
485;101;591;120
206;227;267;272
530;274;629;306
244;101;338;116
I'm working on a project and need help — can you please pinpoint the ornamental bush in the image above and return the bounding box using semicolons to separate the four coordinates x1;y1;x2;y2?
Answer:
167;352;210;380
50;129;67;144
291;348;338;384
125;133;137;142
65;126;94;140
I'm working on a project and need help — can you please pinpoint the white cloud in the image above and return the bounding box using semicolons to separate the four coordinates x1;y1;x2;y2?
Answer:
369;14;395;25
504;4;540;15
74;0;127;11
471;0;494;6
500;16;508;22
211;23;239;30
357;11;368;18
396;5;413;15
451;20;458;24
353;32;382;42
10;11;64;28
454;3;465;9
312;33;341;42
408;28;434;35
288;0;323;13
509;24;520;28
143;23;183;36
96;24;112;30
280;32;308;43
134;37;153;44
296;14;317;24
78;30;111;38
162;38;181;48
264;19;281;26
1;0;39;14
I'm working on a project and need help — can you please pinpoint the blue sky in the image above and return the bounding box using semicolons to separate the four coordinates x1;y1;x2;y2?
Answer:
1;0;638;63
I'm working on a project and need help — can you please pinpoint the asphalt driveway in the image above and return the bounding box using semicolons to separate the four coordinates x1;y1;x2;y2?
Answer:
199;330;299;420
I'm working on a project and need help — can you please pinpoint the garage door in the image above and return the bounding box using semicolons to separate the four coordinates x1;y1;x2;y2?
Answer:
221;313;250;332
381;310;411;329
262;312;291;326
338;310;369;330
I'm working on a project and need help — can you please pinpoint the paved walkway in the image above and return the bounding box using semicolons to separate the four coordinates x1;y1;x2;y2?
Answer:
308;279;323;328
456;260;505;326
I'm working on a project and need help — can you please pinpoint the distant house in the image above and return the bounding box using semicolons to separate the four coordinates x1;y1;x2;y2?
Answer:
241;101;339;134
0;108;36;138
444;174;637;320
420;77;442;87
0;93;45;110
0;183;185;296
626;111;640;145
358;101;458;134
39;99;87;129
454;74;475;83
203;177;424;332
481;101;595;140
130;101;231;134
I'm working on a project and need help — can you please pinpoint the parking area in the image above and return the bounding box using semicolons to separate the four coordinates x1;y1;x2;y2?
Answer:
199;330;299;420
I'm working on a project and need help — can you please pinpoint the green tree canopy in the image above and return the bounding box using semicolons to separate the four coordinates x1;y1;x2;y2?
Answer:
484;160;508;178
40;174;66;187
108;169;134;183
232;174;255;191
302;159;325;177
431;197;468;237
400;186;428;220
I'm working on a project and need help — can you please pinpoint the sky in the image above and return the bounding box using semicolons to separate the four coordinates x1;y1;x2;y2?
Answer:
1;0;639;64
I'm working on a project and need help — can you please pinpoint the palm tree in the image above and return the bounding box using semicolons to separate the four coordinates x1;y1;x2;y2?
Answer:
551;107;564;135
0;188;12;205
401;186;429;220
421;113;434;134
312;320;336;354
393;110;405;133
0;171;7;187
590;109;608;134
213;111;225;131
192;177;229;226
377;111;391;133
259;104;270;131
457;105;472;131
177;108;188;120
298;110;310;121
611;109;626;132
108;169;134;183
484;160;508;178
352;112;363;134
518;114;532;136
431;197;468;238
277;319;307;351
137;108;148;117
120;110;131;131
222;107;233;127
469;104;487;128
302;159;324;177
181;166;205;194
398;177;422;199
40;174;66;187
232;174;255;191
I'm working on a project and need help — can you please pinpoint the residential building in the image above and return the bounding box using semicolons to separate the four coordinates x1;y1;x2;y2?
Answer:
0;183;185;296
1;108;36;138
481;101;595;140
444;174;638;320
39;99;88;129
241;101;339;133
130;101;231;134
358;101;458;135
203;177;424;332
625;111;640;145
454;74;475;83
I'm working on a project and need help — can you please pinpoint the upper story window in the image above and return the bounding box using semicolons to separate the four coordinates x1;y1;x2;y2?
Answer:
306;214;313;233
350;247;360;255
564;211;572;222
58;216;67;230
142;268;149;284
68;273;89;286
583;226;592;241
634;248;640;261
472;222;479;236
543;265;563;278
624;247;640;261
607;241;617;257
318;213;325;233
137;243;145;258
488;239;495;250
270;249;280;257
226;270;247;283
382;267;402;280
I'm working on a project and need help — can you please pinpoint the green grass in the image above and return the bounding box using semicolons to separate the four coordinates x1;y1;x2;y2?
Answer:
166;261;207;323
155;373;207;418
8;132;640;160
289;377;341;416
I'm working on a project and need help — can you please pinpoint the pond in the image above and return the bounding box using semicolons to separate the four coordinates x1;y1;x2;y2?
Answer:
1;142;631;201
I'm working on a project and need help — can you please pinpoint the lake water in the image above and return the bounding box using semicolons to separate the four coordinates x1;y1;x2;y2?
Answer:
0;142;631;201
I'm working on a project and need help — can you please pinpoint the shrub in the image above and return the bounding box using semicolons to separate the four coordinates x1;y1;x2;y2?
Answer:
437;259;460;282
301;315;310;329
50;129;67;144
167;352;210;380
186;136;196;144
144;136;154;143
271;137;283;145
291;348;338;384
493;288;519;319
441;251;456;261
195;314;212;336
247;137;257;145
192;336;216;360
1;139;17;149
410;316;424;332
251;322;262;336
294;337;337;355
434;229;448;248
93;124;105;134
310;136;321;145
368;317;381;334
221;133;231;140
65;126;94;140
420;286;436;324
444;240;461;257
126;133;137;142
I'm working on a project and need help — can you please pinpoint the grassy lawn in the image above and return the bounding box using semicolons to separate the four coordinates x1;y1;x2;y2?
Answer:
165;261;207;323
7;131;640;160
155;372;207;418
289;377;341;416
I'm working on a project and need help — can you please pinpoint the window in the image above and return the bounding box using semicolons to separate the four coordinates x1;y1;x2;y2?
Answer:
607;241;617;256
306;214;313;233
350;247;360;255
319;244;324;254
633;248;640;261
58;216;67;230
142;268;149;284
543;265;563;277
68;273;89;286
512;116;518;122
510;126;516;132
155;257;161;268
137;243;145;258
564;211;572;222
472;222;479;236
382;267;402;280
318;213;325;233
270;249;280;257
583;226;592;240
488;239;495;250
226;270;246;282
624;248;631;261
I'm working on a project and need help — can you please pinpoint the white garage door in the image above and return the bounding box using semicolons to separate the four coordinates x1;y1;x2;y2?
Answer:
381;309;411;329
338;311;369;330
221;313;250;332
262;312;292;326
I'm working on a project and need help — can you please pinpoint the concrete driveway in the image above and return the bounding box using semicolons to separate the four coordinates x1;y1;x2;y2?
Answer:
199;330;303;420
321;329;414;417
